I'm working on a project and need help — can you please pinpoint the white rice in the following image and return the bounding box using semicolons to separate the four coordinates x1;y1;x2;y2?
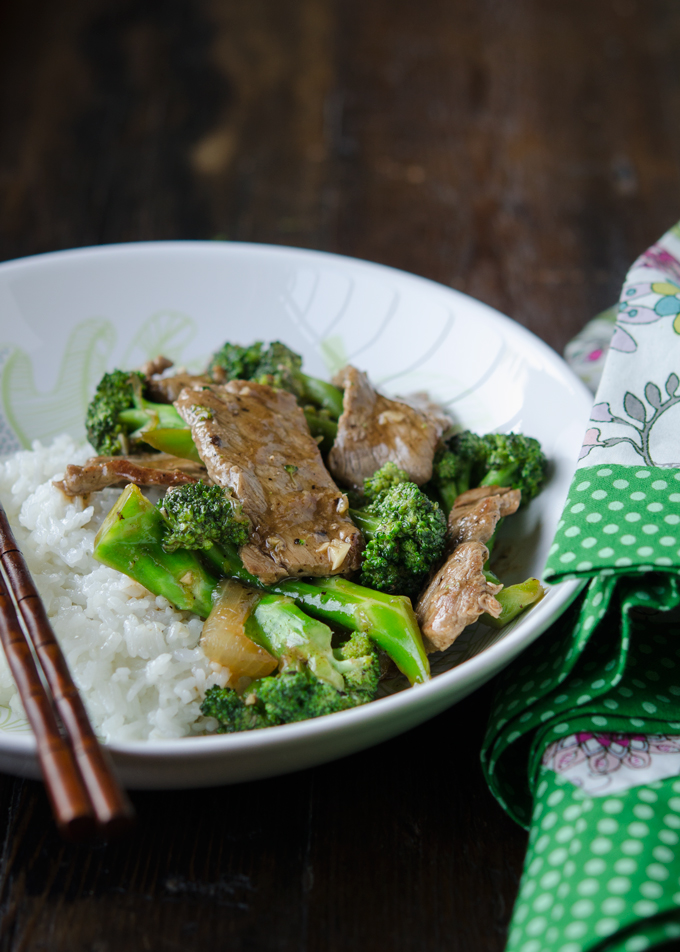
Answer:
0;436;228;742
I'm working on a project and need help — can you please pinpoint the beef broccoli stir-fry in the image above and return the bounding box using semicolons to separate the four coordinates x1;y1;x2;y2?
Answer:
64;339;548;734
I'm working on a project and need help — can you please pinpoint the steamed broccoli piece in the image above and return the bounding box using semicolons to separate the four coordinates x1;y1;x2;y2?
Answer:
201;687;278;732
333;630;381;702
426;430;547;515
254;670;349;721
427;431;488;514
263;575;430;685
85;369;194;457
302;407;338;454
85;370;143;456
250;341;305;400
95;482;430;684
93;485;218;618
200;606;380;733
350;480;447;599
482;572;544;628
206;342;265;383
246;600;380;700
202;669;355;733
208;340;344;419
363;461;411;503
247;597;379;696
159;481;250;551
478;433;547;502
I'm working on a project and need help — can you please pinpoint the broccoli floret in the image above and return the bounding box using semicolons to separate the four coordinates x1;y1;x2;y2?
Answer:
86;370;146;456
159;481;250;551
247;595;379;698
207;340;344;419
427;431;488;513
256;669;350;721
333;630;381;702
85;368;193;457
350;481;447;599
199;618;380;733
478;432;547;503
207;341;266;383
251;341;306;401
426;430;547;515
201;684;278;732
201;670;356;733
363;461;411;503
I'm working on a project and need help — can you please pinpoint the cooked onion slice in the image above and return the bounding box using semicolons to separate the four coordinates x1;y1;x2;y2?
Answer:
200;579;277;684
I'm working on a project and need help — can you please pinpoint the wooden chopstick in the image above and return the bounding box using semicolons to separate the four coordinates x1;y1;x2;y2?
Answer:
0;570;95;839
0;503;135;840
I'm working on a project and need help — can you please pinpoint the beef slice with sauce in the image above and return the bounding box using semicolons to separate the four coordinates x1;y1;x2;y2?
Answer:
415;541;502;652
137;355;212;403
447;486;521;550
327;365;445;492
54;453;207;496
174;382;363;583
145;370;213;403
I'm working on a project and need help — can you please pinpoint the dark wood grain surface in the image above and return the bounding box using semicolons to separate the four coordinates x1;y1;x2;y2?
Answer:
0;1;678;949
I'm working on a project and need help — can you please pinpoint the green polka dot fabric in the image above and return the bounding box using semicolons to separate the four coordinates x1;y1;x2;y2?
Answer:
483;573;680;827
482;223;680;951
544;466;680;582
506;770;680;952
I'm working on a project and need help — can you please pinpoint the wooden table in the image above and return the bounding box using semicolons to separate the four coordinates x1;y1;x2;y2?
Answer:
0;1;678;949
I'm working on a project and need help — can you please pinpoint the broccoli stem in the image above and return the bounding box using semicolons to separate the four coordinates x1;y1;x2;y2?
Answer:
438;482;461;517
93;491;430;686
481;574;544;628
277;576;430;686
93;485;218;617
116;403;204;464
484;522;501;559
479;466;518;489
433;464;473;516
347;508;378;537
138;426;203;464
199;545;431;686
303;409;338;454
246;595;346;690
300;374;344;419
118;405;186;431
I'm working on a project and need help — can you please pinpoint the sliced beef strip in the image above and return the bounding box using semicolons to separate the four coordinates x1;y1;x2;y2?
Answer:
415;541;503;652
140;355;174;378
452;485;521;509
174;382;363;584
447;486;521;549
145;371;212;404
327;365;445;492
54;453;207;496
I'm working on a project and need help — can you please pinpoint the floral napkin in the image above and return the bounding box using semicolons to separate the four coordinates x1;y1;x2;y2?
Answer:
482;221;680;952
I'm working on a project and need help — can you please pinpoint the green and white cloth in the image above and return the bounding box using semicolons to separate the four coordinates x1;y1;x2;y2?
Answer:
482;221;680;952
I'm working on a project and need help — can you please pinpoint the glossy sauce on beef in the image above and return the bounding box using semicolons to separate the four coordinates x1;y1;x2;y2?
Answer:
174;381;363;584
327;365;444;491
54;453;206;496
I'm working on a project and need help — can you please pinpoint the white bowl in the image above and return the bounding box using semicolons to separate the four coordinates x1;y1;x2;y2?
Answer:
0;241;591;788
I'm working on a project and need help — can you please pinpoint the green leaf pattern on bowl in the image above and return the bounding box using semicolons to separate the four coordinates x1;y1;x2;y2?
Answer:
0;311;198;453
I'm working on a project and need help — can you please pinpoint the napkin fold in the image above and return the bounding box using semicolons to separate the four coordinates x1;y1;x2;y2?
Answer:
482;221;680;952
